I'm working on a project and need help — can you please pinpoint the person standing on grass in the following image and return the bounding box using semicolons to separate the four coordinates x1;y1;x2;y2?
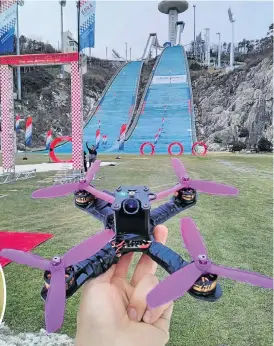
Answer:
86;142;97;168
83;150;87;172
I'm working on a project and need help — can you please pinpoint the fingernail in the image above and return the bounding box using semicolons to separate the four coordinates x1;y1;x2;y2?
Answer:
143;310;152;323
127;307;137;321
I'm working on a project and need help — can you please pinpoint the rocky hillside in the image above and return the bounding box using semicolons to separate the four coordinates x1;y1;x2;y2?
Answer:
191;46;273;150
1;35;272;151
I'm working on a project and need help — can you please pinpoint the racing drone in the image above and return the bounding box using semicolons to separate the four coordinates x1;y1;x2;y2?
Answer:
0;159;272;333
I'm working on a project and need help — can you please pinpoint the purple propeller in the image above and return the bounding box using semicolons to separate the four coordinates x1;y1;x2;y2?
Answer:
147;217;273;308
171;158;239;196
32;160;115;204
152;158;239;201
0;229;115;333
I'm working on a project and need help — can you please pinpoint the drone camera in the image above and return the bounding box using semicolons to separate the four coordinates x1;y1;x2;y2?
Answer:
113;186;152;240
123;198;140;215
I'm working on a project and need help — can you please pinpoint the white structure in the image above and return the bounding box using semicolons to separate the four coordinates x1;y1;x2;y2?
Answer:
61;31;87;74
176;21;185;45
228;8;235;68
62;31;79;74
216;32;221;68
63;31;78;53
158;1;188;46
204;28;210;66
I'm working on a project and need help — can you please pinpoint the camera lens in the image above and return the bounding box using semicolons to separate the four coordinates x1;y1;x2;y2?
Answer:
123;198;139;214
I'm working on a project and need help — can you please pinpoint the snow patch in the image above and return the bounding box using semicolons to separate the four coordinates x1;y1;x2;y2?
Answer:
0;323;74;346
0;162;117;174
218;160;272;177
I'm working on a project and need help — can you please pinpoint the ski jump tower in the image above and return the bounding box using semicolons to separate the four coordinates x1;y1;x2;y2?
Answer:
158;0;188;46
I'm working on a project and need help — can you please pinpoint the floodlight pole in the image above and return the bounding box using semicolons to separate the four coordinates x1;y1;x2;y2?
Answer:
228;8;235;68
230;20;235;67
60;1;66;78
216;32;221;68
125;42;128;61
193;4;196;57
16;0;23;101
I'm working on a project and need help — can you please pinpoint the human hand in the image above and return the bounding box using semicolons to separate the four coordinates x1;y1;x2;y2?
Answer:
75;225;173;346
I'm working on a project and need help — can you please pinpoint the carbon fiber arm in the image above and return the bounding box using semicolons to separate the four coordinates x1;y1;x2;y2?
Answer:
74;190;115;229
146;242;189;274
65;242;188;298
66;243;118;297
150;196;196;228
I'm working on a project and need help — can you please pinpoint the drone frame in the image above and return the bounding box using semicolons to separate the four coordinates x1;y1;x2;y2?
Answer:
0;158;272;333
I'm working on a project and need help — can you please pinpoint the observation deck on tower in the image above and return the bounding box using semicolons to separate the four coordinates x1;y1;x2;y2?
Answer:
158;1;188;45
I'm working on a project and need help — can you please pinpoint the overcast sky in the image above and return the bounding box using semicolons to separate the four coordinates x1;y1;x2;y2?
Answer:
18;1;273;59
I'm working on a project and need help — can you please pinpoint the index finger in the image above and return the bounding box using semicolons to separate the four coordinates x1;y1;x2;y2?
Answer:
130;225;168;287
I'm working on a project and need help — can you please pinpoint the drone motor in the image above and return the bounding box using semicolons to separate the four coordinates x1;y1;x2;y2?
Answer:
190;273;218;296
175;188;196;205
74;190;95;207
41;266;76;301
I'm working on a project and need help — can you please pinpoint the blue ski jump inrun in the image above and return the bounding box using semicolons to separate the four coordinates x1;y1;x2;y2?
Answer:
55;60;143;154
123;46;196;154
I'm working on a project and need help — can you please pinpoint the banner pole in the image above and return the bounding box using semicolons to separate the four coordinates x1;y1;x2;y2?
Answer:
77;0;81;71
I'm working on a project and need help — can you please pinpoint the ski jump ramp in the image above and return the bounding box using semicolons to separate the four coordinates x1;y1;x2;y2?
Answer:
54;45;196;156
55;61;143;154
124;46;196;154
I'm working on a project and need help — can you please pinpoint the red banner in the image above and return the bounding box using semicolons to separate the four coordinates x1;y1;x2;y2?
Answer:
0;53;79;66
120;124;127;136
0;1;16;13
25;116;32;128
47;130;52;137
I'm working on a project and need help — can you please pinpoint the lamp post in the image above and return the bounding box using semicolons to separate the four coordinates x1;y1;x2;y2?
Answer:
130;47;132;61
106;47;108;60
60;0;66;77
125;42;128;61
228;8;235;68
193;4;196;57
216;32;221;68
16;0;24;101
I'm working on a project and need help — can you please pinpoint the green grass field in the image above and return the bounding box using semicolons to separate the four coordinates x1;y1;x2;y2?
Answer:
0;154;273;345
